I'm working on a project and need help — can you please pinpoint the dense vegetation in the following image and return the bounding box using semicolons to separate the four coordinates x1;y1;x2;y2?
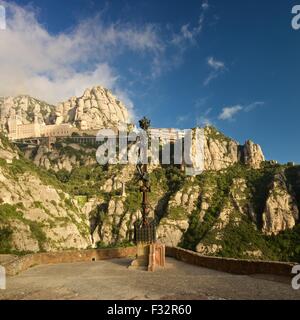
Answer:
1;135;300;262
180;163;300;262
53;165;108;197
0;204;47;253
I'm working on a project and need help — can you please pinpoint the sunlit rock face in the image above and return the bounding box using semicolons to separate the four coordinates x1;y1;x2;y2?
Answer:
202;127;265;171
0;86;131;137
0;95;56;132
0;135;92;252
262;172;299;235
243;140;265;169
58;86;130;130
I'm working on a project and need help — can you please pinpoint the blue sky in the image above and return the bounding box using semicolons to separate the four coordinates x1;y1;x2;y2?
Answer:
1;0;300;164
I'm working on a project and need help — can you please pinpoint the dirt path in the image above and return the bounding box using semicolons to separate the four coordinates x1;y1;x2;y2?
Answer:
0;258;299;300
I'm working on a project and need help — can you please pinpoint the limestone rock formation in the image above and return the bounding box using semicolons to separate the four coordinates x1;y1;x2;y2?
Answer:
204;127;239;171
0;86;131;137
0;95;55;133
196;178;255;255
157;220;190;247
243;140;265;169
0;134;19;163
0;136;91;252
25;143;97;172
203;127;265;171
157;184;200;247
66;86;130;130
262;172;299;235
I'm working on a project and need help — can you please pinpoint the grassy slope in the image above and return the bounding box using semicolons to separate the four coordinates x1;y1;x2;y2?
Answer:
0;135;90;254
180;163;300;262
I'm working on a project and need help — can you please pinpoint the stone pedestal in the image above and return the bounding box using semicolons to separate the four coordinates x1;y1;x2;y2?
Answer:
129;243;165;272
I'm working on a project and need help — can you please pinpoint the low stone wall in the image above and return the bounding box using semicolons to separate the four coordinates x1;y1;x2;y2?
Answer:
2;247;137;276
2;246;296;277
166;247;296;277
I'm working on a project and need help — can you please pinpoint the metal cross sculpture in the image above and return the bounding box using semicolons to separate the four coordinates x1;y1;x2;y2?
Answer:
134;117;156;243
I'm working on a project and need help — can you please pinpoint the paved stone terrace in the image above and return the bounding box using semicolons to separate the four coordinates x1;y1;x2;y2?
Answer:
0;258;299;300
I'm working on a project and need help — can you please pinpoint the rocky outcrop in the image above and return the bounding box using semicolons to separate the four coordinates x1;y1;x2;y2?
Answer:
0;166;92;251
0;96;55;133
98;197;137;245
157;184;200;247
24;143;97;172
196;178;250;255
203;127;265;171
157;220;189;247
58;86;130;130
243;140;265;169
0;134;19;163
0;86;131;136
100;165;135;193
262;172;299;235
204;127;239;171
0;137;91;252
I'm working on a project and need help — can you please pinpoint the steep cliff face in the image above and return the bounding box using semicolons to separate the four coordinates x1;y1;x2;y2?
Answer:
56;86;130;130
0;134;20;163
195;178;254;256
0;86;131;135
12;126;299;261
203;127;265;170
0;96;55;132
262;172;299;235
157;183;200;247
204;127;239;171
243;140;265;169
0;135;91;253
24;143;97;172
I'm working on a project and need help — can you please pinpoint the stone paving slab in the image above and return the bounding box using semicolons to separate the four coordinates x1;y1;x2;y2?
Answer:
0;258;299;300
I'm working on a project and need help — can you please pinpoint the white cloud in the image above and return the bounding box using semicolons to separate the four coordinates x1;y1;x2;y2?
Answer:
171;0;209;47
158;2;210;79
202;0;209;10
244;101;265;112
218;101;265;121
0;0;213;121
204;56;226;86
0;1;164;118
207;57;225;70
218;105;242;120
151;2;210;78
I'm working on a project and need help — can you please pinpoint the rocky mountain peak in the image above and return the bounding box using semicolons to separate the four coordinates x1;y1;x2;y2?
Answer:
0;95;56;132
55;86;130;130
262;171;299;235
203;126;265;170
0;86;131;134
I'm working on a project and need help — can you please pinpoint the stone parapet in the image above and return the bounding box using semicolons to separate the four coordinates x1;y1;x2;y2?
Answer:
166;247;295;277
2;247;137;276
2;246;296;277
